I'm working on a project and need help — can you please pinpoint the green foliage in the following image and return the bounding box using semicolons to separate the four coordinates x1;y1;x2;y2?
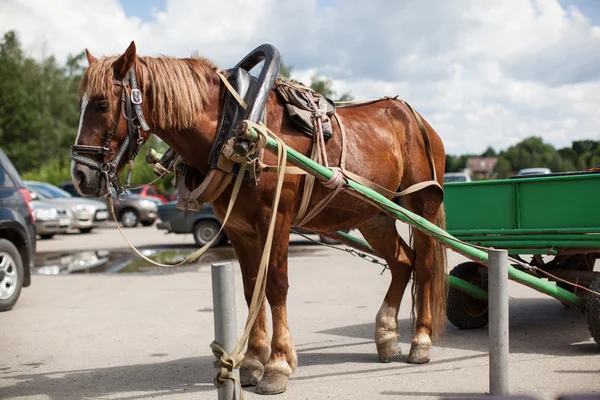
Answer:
279;61;292;79
446;136;600;179
0;31;85;175
21;157;71;185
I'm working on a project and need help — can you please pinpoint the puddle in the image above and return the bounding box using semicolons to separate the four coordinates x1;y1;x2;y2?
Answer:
33;244;327;275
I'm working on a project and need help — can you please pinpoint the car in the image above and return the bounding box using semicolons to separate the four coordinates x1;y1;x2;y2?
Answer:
157;202;227;247
157;201;344;247
25;181;109;233
108;188;159;227
0;148;36;311
30;200;72;239
59;181;159;228
516;167;551;176
128;185;174;204
444;172;472;183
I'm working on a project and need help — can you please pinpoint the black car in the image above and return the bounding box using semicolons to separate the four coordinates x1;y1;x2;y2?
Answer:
157;201;343;247
0;148;36;311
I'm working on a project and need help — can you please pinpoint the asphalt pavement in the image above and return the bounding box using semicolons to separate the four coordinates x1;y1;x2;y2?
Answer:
1;223;599;400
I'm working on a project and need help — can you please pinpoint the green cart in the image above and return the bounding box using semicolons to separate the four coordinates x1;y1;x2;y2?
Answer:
444;170;600;343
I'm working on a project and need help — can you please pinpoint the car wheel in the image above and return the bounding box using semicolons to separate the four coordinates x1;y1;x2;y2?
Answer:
79;228;93;234
140;220;155;227
120;209;139;228
39;234;55;240
193;220;223;247
0;239;24;312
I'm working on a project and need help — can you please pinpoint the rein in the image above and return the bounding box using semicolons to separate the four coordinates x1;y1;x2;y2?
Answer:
71;67;150;200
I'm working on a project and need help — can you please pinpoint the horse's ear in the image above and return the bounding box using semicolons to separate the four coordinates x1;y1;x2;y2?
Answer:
113;41;137;78
85;49;98;65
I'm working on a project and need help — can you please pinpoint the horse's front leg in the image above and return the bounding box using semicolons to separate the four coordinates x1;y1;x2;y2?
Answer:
255;209;297;395
226;228;271;387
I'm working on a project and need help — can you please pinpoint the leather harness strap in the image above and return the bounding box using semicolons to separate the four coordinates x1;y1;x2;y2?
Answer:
217;79;443;226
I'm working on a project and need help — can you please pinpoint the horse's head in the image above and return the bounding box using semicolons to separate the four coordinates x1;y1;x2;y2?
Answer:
71;41;151;197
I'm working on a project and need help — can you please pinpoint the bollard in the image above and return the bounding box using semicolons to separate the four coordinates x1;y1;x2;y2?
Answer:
488;249;509;395
211;262;240;400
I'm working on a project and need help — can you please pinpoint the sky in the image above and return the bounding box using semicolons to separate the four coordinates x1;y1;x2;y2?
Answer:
0;0;598;156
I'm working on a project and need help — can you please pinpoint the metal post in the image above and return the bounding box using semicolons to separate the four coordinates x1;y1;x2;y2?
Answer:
211;262;240;400
488;249;509;395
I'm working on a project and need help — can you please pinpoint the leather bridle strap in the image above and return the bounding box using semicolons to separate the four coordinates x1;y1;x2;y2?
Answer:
70;67;149;199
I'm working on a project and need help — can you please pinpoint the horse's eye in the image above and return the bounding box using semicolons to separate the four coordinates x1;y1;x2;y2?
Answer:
98;100;110;110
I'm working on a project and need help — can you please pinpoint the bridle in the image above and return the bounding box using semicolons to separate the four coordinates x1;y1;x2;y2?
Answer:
70;67;150;200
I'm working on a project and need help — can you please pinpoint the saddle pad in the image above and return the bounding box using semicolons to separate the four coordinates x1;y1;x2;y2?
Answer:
275;79;336;140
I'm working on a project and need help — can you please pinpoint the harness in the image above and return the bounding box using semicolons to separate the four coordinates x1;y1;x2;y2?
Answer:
70;68;150;200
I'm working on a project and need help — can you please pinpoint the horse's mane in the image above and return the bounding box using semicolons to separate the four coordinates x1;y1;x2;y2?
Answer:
79;53;219;130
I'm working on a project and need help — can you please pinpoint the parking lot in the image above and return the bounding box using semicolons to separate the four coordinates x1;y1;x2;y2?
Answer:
1;223;599;400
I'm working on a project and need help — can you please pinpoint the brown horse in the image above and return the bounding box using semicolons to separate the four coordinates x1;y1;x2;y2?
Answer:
71;42;447;395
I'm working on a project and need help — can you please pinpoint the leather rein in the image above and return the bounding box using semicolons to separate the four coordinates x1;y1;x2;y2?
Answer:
70;67;150;200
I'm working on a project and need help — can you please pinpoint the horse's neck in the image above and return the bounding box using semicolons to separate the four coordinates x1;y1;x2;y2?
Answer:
152;80;222;176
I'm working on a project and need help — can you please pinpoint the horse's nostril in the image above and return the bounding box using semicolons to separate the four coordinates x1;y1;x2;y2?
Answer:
74;169;86;185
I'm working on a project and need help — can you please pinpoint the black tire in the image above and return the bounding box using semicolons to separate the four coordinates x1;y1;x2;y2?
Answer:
120;208;139;228
0;239;24;312
193;220;224;247
140;220;155;227
585;275;600;345
79;228;93;234
39;234;55;240
447;262;489;330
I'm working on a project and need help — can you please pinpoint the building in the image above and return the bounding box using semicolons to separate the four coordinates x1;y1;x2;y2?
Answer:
466;157;498;179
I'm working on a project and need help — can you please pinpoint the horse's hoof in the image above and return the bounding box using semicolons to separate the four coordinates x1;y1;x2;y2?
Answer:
407;341;431;364
240;359;264;387
255;371;288;395
376;341;401;363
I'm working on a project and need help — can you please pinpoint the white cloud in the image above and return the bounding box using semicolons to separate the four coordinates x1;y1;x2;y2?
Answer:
1;0;598;155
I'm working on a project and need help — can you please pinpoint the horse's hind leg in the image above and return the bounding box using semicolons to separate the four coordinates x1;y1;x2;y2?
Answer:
405;193;447;364
358;213;415;362
226;229;271;387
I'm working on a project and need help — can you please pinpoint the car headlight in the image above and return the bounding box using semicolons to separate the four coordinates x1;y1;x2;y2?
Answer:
139;200;158;210
34;208;58;220
72;204;96;213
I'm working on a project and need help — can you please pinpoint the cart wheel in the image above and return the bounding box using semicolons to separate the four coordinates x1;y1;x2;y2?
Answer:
585;275;600;345
447;262;489;330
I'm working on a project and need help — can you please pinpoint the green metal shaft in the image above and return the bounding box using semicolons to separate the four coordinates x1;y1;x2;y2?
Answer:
452;234;600;242
333;231;489;300
455;240;600;249
244;127;584;307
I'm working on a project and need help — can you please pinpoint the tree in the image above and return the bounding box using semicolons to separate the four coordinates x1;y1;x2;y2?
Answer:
308;74;354;102
481;146;497;157
0;31;83;176
279;61;292;79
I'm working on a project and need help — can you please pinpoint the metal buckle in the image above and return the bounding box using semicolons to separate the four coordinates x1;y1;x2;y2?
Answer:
131;88;142;105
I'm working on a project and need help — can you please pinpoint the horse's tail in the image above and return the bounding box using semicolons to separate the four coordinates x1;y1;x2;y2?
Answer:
410;203;448;343
430;204;448;343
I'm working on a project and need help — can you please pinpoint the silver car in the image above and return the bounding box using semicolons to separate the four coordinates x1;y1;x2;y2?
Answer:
30;200;72;239
25;181;109;233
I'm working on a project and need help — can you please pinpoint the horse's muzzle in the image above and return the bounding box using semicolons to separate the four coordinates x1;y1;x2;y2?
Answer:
71;163;108;197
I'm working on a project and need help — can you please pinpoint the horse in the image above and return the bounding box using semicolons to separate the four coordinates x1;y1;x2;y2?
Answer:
70;41;448;395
